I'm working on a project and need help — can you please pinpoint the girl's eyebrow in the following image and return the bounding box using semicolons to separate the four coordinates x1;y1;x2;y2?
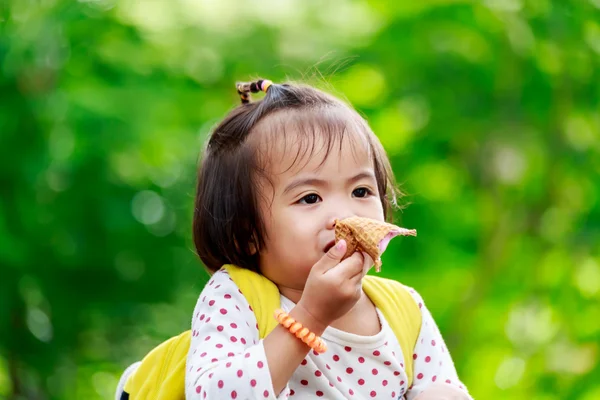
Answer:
282;171;376;195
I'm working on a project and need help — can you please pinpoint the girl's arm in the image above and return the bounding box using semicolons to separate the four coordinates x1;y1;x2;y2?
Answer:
185;270;324;399
404;288;473;400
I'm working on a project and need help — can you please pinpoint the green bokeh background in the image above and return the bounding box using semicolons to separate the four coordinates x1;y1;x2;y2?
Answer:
1;0;599;399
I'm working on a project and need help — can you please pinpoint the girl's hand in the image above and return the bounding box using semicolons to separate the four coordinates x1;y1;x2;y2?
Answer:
297;240;369;327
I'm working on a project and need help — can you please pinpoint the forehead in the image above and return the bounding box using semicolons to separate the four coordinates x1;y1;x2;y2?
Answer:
249;106;374;178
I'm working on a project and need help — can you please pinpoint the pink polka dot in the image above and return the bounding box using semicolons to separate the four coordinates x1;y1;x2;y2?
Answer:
230;323;237;328
346;367;353;374
237;370;243;378
370;390;377;397
400;380;405;385
333;355;340;361
215;285;220;289
226;362;232;368
216;344;223;349
417;373;424;379
236;305;241;311
224;294;232;299
446;379;452;384
325;364;331;370
217;325;224;332
358;378;365;385
250;379;257;387
391;392;396;397
245;353;250;358
301;380;308;386
358;357;365;363
204;336;211;341
315;370;322;377
431;340;436;346
372;369;378;375
196;386;201;393
218;380;224;389
349;388;354;395
241;338;246;344
384;361;391;366
337;376;342;382
200;314;205;320
257;361;264;368
373;350;380;356
432;375;437;382
200;352;207;357
220;309;227;315
231;390;237;399
263;390;269;398
393;371;400;376
382;379;388;386
301;359;307;366
316;391;323;397
344;346;352;352
209;300;215;306
413;353;418;360
230;336;238;342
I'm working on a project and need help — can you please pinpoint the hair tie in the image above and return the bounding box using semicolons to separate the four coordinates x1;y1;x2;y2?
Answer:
236;79;273;104
260;80;272;92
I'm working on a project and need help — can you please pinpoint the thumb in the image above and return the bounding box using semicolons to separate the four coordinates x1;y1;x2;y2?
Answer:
315;239;346;272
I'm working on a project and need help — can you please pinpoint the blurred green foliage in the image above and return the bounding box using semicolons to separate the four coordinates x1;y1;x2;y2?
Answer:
1;0;599;399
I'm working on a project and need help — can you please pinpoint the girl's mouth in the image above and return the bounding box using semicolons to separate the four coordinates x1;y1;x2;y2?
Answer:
323;240;336;253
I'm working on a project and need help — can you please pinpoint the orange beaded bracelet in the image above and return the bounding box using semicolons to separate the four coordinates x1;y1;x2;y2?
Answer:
274;309;327;354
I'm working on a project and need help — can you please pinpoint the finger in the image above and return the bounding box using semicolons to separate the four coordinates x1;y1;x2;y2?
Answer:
361;252;374;276
349;252;369;280
314;239;346;273
328;252;363;280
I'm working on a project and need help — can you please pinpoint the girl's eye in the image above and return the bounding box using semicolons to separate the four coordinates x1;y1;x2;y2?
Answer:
353;187;372;198
298;193;321;204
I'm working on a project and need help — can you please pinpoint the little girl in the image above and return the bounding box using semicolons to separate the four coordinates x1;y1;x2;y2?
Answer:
186;79;472;399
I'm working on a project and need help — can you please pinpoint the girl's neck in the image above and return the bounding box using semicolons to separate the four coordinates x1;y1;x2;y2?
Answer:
277;285;303;304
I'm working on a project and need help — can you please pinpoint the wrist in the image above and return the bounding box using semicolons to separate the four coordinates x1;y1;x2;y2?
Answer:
291;302;329;336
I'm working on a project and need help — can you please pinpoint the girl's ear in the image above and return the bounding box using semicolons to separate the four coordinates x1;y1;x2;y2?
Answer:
234;234;258;255
248;235;258;255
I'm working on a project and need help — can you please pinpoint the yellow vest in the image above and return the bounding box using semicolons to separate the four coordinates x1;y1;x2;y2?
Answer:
122;264;421;399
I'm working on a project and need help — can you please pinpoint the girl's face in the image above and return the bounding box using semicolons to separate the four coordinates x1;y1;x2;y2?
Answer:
256;128;385;294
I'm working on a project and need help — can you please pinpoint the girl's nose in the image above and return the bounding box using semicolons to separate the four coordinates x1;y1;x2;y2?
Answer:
326;214;352;230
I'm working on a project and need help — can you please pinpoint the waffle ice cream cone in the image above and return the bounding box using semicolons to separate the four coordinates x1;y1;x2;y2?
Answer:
334;217;416;272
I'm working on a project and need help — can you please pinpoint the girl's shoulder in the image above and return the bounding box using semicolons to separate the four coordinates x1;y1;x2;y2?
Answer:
194;269;252;313
191;269;260;337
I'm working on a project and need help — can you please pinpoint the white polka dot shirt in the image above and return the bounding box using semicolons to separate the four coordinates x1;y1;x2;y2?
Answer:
185;270;471;399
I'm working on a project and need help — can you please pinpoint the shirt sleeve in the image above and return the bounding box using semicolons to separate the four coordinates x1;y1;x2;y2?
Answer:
404;287;473;400
185;270;291;399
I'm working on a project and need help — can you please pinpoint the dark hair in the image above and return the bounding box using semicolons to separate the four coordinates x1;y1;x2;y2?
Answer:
193;80;402;273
